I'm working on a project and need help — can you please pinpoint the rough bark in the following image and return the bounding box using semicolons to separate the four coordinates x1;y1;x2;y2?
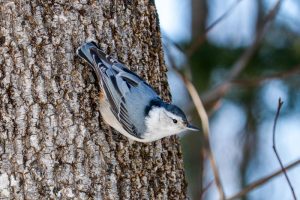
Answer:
0;0;187;199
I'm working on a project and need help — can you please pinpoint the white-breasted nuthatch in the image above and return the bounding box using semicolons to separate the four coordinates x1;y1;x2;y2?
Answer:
77;41;199;142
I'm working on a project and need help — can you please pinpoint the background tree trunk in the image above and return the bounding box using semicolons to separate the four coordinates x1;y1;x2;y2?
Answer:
191;0;207;39
0;1;186;199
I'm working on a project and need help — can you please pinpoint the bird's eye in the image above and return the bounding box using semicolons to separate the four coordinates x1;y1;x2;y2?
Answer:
172;119;178;124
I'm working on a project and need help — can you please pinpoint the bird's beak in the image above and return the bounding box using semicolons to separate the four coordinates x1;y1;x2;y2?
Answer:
186;123;200;131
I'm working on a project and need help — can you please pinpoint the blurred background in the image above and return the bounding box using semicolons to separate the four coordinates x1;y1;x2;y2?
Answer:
155;0;300;199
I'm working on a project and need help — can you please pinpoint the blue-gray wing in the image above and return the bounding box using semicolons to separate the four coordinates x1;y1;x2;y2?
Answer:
77;42;158;137
100;65;144;137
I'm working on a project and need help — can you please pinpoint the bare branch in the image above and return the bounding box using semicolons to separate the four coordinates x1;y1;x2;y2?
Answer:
232;66;300;87
202;0;282;106
164;48;225;199
187;0;244;56
227;158;300;200
272;98;297;199
179;74;226;200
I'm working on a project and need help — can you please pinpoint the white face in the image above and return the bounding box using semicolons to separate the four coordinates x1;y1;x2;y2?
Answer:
160;109;188;133
144;107;190;139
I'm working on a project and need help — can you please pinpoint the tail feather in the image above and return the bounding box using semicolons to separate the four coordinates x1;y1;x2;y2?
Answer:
77;41;115;69
77;41;112;83
76;41;101;67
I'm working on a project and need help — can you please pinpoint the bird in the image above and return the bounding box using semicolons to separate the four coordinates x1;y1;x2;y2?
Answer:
77;41;199;142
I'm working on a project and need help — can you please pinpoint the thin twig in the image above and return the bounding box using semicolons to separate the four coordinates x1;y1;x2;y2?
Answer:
179;74;226;200
272;98;297;199
202;0;282;106
205;0;243;34
227;158;300;200
200;179;214;200
187;0;244;56
161;31;186;55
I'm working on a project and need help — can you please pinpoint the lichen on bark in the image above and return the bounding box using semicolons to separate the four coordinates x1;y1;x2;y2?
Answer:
0;0;187;199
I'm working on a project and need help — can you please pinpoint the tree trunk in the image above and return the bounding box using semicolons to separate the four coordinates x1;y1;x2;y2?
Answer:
0;1;186;199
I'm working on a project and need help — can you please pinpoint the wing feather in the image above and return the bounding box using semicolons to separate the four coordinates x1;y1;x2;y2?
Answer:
98;60;142;138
